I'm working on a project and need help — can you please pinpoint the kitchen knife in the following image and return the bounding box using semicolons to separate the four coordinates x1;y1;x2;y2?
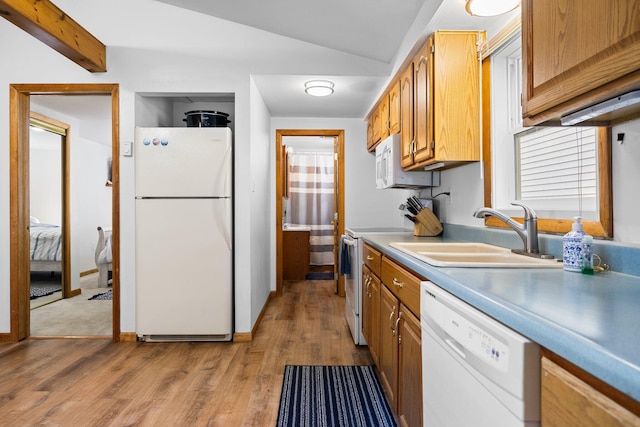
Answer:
407;205;419;215
412;196;425;209
404;214;417;223
407;198;421;213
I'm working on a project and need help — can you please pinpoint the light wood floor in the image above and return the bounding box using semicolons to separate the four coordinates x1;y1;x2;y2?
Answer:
0;280;373;426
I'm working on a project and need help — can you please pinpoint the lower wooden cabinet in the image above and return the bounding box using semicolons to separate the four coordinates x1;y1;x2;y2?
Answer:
542;356;640;427
379;285;399;407
282;230;309;280
362;265;380;365
374;258;423;427
397;305;422;427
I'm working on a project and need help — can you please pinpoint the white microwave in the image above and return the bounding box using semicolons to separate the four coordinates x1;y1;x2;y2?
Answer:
375;134;440;189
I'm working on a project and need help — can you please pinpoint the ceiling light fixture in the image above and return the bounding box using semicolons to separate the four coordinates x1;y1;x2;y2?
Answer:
465;0;519;16
304;80;334;97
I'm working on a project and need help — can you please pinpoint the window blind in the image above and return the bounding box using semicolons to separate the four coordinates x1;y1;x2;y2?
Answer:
516;127;597;203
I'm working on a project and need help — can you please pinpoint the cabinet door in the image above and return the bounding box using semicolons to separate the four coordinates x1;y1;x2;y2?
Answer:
370;108;381;149
362;267;372;344
397;306;422;427
413;38;434;164
379;95;390;141
522;0;640;125
389;81;401;135
362;266;380;365
379;284;399;411
282;231;310;280
367;120;375;152
541;357;640;427
400;63;415;168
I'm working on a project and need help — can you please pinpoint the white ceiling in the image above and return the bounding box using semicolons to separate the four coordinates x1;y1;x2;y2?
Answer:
24;0;519;145
155;0;427;64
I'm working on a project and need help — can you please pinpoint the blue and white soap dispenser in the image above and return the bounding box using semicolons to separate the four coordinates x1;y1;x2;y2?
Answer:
563;216;585;272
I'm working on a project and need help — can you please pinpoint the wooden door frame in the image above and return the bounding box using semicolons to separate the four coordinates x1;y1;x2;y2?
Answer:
275;129;345;296
5;83;120;342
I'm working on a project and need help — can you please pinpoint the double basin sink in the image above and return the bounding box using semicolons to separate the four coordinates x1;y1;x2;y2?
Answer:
389;242;562;268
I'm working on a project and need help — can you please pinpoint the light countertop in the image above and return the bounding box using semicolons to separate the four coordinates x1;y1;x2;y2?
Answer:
361;232;640;402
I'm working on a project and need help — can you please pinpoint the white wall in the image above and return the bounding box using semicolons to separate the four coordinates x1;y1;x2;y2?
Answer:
71;138;113;278
610;120;640;243
30;130;63;225
247;77;273;330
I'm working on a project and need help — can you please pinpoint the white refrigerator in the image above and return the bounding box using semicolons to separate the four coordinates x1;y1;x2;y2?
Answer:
135;127;233;341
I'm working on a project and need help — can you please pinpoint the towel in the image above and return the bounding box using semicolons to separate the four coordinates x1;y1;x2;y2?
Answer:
339;236;351;276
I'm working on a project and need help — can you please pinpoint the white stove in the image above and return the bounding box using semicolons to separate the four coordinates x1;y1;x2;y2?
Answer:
342;227;410;345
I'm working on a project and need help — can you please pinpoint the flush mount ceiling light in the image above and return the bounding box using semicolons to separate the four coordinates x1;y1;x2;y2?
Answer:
465;0;519;16
304;80;334;97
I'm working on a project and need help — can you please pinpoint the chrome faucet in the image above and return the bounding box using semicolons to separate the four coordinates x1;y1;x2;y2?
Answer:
473;203;553;259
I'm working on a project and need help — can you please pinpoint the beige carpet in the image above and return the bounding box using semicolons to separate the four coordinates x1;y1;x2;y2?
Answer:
30;273;112;337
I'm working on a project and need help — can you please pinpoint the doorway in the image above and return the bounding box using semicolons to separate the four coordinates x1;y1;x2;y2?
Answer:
275;129;345;296
8;83;120;342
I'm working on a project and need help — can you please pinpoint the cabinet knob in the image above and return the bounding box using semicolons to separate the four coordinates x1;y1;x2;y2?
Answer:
393;278;404;289
366;255;374;261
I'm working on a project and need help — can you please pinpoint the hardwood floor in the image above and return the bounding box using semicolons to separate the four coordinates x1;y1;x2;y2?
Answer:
0;280;373;426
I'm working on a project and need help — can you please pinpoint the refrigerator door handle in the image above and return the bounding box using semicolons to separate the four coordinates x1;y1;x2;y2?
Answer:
215;198;232;250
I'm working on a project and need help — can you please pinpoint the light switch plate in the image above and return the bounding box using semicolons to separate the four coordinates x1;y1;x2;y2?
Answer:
122;141;133;157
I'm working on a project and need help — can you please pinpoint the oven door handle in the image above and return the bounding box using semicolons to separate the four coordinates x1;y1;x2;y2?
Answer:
342;236;357;247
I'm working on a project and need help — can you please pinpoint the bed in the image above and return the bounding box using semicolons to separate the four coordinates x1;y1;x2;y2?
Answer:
95;226;113;287
30;218;63;273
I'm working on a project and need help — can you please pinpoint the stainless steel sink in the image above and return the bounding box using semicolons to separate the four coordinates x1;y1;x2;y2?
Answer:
389;241;562;268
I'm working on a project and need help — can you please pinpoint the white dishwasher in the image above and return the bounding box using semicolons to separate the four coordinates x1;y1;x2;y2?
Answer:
420;281;540;427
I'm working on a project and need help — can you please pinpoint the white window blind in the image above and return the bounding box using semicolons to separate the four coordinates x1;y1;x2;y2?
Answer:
516;127;597;210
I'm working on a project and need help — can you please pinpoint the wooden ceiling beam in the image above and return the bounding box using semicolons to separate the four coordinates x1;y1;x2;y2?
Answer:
0;0;106;72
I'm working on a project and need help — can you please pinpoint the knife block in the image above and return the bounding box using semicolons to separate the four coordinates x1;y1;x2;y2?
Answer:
413;209;443;237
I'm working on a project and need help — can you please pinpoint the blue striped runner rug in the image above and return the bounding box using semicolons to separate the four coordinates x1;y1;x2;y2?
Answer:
276;365;396;427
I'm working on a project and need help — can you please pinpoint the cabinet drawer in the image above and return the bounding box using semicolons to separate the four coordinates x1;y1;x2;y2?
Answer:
363;244;382;277
381;257;421;317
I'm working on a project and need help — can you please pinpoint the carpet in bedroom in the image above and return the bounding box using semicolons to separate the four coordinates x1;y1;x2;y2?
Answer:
30;273;112;336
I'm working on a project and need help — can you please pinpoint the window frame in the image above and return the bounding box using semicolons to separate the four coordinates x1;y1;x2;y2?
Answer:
481;22;613;238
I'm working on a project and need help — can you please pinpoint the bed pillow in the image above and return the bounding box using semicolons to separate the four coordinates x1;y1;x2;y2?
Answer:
30;216;40;224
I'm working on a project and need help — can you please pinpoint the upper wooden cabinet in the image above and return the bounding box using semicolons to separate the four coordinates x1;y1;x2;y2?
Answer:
367;107;381;151
379;95;390;142
388;81;401;135
522;0;640;126
407;31;484;170
400;64;414;168
411;38;435;167
367;86;398;152
369;31;484;169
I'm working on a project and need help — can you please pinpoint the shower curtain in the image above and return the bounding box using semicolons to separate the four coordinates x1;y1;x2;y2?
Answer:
288;152;334;266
